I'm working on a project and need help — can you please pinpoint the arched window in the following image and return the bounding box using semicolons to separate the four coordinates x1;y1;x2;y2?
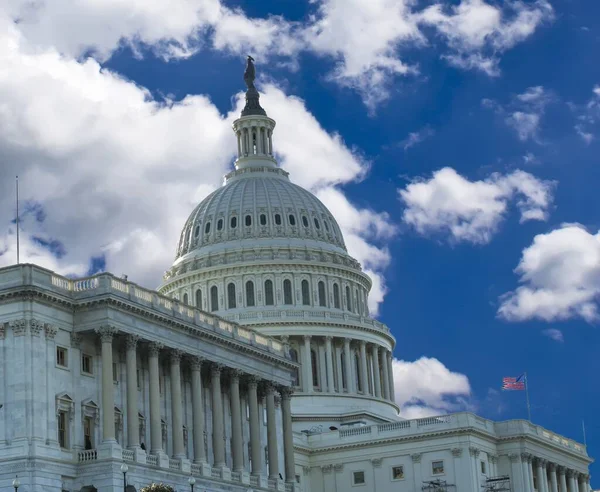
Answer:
290;348;299;386
301;280;310;306
245;215;252;227
355;353;362;392
246;281;255;307
260;214;267;226
318;281;326;307
333;283;340;309
311;350;319;387
346;286;353;312
324;220;330;232
205;222;211;234
283;279;293;305
217;219;223;231
274;214;282;225
230;216;237;228
302;216;309;227
264;280;274;306
314;218;320;229
210;286;218;312
288;214;296;226
357;290;363;315
183;293;189;305
194;225;200;237
340;352;347;390
195;289;202;310
227;283;236;309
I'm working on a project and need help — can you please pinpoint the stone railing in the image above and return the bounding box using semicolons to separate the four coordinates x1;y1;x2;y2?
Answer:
77;449;97;462
122;449;135;462
0;264;287;359
169;459;180;471
146;454;158;466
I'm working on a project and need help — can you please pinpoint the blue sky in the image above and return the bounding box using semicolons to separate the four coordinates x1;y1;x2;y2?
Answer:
0;0;599;478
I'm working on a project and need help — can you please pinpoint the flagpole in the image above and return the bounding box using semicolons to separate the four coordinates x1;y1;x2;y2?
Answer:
582;420;587;447
16;176;20;265
524;372;532;422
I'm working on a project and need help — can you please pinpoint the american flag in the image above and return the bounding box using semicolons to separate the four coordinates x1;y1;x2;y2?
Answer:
502;374;526;391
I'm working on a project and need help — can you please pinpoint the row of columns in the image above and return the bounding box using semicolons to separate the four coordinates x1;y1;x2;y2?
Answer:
96;326;295;482
236;126;273;158
301;335;395;402
510;453;590;492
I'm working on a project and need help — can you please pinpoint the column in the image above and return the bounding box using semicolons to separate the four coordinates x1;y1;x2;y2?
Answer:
96;326;117;442
568;472;577;492
211;364;226;468
371;345;382;398
280;387;295;483
343;338;354;393
190;357;206;464
302;336;313;393
248;377;262;476
527;456;535;492
387;351;396;401
380;348;390;400
230;370;244;472
509;454;524;491
148;342;163;454
559;468;568;492
541;460;550;492
549;464;558;492
125;335;140;449
359;341;368;394
334;343;343;392
521;454;532;492
325;336;335;392
169;350;185;458
265;384;279;479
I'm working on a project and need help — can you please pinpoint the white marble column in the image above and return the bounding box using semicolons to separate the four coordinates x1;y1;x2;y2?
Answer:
521;454;532;492
248;377;262;476
190;357;206;464
230;370;244;472
324;336;335;392
359;341;368;394
280;387;295;483
96;326;117;443
334;343;343;392
549;464;559;492
170;350;185;458
559;468;568;492
371;345;382;398
386;351;395;401
148;342;163;454
380;348;390;400
509;454;523;491
541;460;550;492
568;472;577;492
125;335;140;449
340;339;352;394
302;335;313;393
527;457;535;492
265;384;279;479
211;364;226;468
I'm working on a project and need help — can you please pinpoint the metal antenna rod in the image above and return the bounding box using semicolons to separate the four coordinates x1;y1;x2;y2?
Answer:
16;176;20;265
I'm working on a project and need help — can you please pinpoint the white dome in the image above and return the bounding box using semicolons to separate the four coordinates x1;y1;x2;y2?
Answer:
174;166;347;263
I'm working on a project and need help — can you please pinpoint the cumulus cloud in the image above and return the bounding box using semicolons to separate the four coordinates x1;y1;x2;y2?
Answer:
572;85;600;143
498;224;600;322
398;167;555;244
392;357;472;418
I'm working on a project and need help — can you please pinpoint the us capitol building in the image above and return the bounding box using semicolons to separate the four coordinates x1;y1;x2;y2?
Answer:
0;59;593;492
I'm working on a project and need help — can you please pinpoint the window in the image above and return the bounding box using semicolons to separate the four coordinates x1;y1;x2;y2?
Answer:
481;461;487;474
301;280;310;305
346;286;353;312
314;218;320;229
311;350;319;387
210;285;218;312
112;362;119;383
195;289;202;310
58;411;68;448
283;279;293;305
288;214;296;226
245;215;252;227
264;280;274;306
246;281;255;307
392;466;404;480
274;214;282;225
318;281;326;307
302;216;309;227
333;283;340;309
227;282;237;309
217;218;223;231
204;222;211;234
194;225;200;237
83;416;94;450
432;461;444;475
230;216;238;228
183;293;189;305
81;354;93;375
260;214;267;226
353;471;365;486
324;220;330;232
56;347;68;368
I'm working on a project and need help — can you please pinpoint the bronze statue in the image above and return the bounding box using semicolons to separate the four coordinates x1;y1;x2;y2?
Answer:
244;55;256;90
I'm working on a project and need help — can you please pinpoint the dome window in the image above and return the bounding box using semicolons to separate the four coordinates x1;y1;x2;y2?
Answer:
230;216;237;229
302;216;309;227
194;225;200;237
264;280;275;306
324;220;330;232
246;281;255;307
346;286;353;312
260;214;267;226
210;286;218;312
205;222;211;234
245;215;252;227
288;214;296;226
227;283;237;309
183;293;189;305
301;280;310;306
217;219;223;231
283;279;293;305
333;283;341;309
195;289;202;310
318;281;327;307
274;214;282;226
314;218;320;230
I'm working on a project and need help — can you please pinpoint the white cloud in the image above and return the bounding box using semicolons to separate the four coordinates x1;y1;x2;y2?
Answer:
498;224;600;322
0;16;394;314
542;328;564;342
573;85;600;143
419;0;553;76
392;357;472;418
400;126;435;150
399;167;555;244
